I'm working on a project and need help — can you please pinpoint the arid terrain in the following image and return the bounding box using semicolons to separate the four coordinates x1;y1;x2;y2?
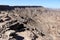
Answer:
0;5;60;40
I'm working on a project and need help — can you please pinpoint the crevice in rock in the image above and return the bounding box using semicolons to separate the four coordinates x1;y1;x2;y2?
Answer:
0;19;4;22
23;21;28;24
40;32;45;37
21;17;24;19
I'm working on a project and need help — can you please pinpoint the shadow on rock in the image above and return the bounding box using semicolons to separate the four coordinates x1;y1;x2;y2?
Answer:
9;23;26;32
9;33;24;40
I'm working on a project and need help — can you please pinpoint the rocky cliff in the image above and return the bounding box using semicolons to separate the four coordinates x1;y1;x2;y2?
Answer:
0;5;60;40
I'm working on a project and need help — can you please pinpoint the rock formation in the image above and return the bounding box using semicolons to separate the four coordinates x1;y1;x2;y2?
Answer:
0;5;60;40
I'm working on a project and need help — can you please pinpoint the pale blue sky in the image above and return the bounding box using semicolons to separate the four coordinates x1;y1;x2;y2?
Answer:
0;0;60;8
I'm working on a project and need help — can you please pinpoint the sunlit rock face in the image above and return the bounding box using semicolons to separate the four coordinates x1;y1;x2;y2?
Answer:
0;5;60;40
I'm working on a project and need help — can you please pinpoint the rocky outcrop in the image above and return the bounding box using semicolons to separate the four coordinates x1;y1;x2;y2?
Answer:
0;5;60;40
